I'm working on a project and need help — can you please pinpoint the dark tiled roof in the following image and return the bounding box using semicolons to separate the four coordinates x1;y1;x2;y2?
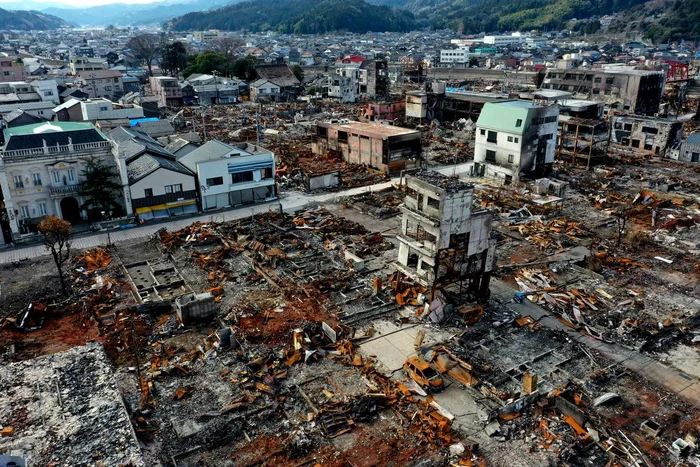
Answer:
108;126;173;161
134;120;174;136
254;65;300;88
126;153;192;184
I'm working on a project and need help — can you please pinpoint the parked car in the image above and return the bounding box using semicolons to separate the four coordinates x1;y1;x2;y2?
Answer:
404;356;444;392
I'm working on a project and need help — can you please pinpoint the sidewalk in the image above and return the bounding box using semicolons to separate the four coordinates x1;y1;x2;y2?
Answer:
0;180;396;265
491;279;700;405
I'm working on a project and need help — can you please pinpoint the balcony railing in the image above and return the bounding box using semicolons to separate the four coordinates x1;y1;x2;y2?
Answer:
49;184;80;195
2;141;111;160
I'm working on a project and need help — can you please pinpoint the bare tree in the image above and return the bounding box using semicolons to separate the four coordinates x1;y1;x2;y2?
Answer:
127;34;161;76
38;216;72;295
211;37;243;75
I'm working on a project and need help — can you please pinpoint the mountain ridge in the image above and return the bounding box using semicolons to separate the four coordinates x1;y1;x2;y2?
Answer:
0;8;71;30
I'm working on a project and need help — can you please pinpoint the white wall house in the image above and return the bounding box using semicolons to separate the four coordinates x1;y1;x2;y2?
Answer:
474;100;559;183
0;122;117;241
440;47;471;65
179;140;276;210
249;79;281;102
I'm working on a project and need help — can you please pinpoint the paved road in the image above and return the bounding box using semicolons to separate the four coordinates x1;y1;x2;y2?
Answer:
491;279;700;406
0;181;395;265
0;162;475;265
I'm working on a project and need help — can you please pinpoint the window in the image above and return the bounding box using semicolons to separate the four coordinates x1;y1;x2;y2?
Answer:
480;129;485;135
231;171;253;184
164;184;183;193
605;77;614;84
533;117;544;125
68;169;75;182
32;173;41;186
507;136;513;142
53;171;60;184
592;88;600;95
20;205;30;219
206;176;224;187
39;203;47;216
594;77;602;83
427;197;440;209
544;116;557;123
508;154;514;163
485;150;496;162
604;90;611;96
487;131;497;143
515;119;522;127
338;130;348;143
104;86;112;91
100;106;109;111
514;137;519;143
624;123;632;131
641;126;658;134
544;134;554;140
631;139;640;148
144;188;153;197
13;175;24;188
43;91;53;97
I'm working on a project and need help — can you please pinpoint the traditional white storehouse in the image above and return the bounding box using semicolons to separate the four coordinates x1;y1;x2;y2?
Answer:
0;122;117;241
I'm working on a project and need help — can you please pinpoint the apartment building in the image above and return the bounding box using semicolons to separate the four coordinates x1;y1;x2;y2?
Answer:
69;57;109;75
540;68;665;115
193;30;220;42
149;76;183;107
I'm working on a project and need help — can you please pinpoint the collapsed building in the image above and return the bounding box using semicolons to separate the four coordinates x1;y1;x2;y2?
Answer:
395;171;496;306
610;115;683;156
312;121;422;175
405;82;511;124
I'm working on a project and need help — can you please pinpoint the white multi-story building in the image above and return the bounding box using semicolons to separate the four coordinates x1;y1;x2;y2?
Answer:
440;47;471;65
474;100;559;183
483;35;524;46
179;140;276;210
0;122;118;240
79;98;144;121
193;30;220;42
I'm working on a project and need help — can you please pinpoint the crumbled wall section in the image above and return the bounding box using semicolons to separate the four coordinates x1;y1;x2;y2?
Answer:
0;343;144;467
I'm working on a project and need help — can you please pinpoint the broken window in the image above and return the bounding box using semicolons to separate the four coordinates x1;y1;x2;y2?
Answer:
606;77;614;84
641;126;658;134
338;130;348;142
485;149;496;162
592;88;600;95
231;171;254;184
427;197;440;209
631;139;640;148
624;123;632;131
487;131;497;143
317;126;327;137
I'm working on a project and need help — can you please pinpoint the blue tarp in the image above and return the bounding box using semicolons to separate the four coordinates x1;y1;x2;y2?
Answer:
129;117;159;127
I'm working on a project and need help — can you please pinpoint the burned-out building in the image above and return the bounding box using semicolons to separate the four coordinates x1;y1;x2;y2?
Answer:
610;115;682;156
679;132;700;163
406;82;511;124
394;171;496;306
532;90;609;168
474;100;559;183
540;68;665;115
312;122;422;175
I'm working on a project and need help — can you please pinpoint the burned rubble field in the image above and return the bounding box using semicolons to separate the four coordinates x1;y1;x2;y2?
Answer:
1;159;700;466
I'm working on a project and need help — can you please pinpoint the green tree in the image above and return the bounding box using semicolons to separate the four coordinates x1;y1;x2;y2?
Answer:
78;157;123;219
161;41;188;78
230;55;258;81
468;56;479;67
182;51;227;78
291;64;304;82
38;216;72;295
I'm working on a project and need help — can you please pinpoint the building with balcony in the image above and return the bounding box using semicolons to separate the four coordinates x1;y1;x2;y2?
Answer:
0;122;117;240
312;121;422;175
394;171;496;308
109;127;197;220
179;140;275;210
149;76;183;107
69;57;108;75
474;100;559;183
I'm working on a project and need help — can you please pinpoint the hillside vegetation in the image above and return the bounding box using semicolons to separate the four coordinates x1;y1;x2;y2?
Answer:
167;0;416;33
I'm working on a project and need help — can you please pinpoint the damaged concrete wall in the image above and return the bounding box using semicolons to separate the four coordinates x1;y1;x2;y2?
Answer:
611;116;682;155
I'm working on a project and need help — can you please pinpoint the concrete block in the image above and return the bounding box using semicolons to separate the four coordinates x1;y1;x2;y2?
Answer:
176;292;217;325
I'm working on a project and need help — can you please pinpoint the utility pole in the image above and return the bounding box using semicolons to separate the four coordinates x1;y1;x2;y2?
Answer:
201;106;207;141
